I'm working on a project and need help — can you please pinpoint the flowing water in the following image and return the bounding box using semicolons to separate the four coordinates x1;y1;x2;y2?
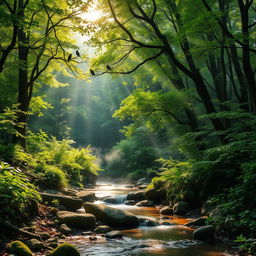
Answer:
66;183;230;256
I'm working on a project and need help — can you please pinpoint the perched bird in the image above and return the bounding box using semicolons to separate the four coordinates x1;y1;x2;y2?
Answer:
67;53;72;62
106;65;112;70
90;69;95;76
76;50;80;57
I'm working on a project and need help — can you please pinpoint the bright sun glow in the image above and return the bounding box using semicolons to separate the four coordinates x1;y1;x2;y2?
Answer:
80;7;102;22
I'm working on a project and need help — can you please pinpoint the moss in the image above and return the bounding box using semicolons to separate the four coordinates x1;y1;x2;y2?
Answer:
49;243;80;256
6;241;32;256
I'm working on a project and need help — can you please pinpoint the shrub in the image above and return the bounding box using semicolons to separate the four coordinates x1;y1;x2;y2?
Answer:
0;162;40;223
43;165;68;189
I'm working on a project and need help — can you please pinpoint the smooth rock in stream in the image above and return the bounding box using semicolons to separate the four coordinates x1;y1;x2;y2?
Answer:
184;217;207;228
160;206;173;215
49;242;80;256
135;200;154;207
193;225;215;241
103;197;118;204
76;191;96;203
26;239;45;251
95;225;112;234
105;231;123;239
84;203;139;228
139;217;159;226
127;190;146;201
144;188;165;202
40;193;83;210
57;211;96;229
124;200;137;205
173;201;190;215
59;223;72;235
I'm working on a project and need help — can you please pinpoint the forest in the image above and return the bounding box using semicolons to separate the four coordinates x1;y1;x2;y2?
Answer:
0;0;256;255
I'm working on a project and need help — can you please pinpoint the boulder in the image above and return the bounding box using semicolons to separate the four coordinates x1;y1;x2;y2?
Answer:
40;193;83;210
136;178;149;186
49;242;80;256
94;225;112;234
26;239;45;251
139;217;159;226
60;223;72;235
105;231;123;239
38;232;51;240
173;201;190;215
124;200;137;205
6;241;32;256
160;206;173;215
144;188;165;202
135;200;154;207
76;191;96;203
193;225;215;241
103;197;117;204
84;203;139;228
127;191;146;201
184;217;207;229
57;211;96;229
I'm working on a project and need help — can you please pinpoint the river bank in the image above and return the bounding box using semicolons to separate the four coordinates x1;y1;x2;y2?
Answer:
0;182;238;256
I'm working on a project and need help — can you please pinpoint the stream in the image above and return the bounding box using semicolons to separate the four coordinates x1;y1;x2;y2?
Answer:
65;183;229;256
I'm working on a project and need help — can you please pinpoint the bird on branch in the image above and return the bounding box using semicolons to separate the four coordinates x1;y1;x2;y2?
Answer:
106;65;112;70
76;50;80;57
90;69;95;76
67;54;72;62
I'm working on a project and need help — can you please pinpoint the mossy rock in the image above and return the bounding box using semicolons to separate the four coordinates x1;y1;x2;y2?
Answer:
49;243;80;256
6;240;32;256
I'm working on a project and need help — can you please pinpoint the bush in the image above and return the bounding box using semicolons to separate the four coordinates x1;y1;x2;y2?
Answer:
0;162;40;223
43;165;68;189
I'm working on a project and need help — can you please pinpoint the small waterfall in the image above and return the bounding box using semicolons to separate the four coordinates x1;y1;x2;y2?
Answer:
115;194;127;204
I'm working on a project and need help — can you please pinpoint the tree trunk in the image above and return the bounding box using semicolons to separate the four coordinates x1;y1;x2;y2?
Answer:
13;0;30;148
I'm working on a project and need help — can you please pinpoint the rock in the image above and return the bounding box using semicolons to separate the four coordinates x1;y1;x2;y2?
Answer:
127;191;146;201
103;197;117;204
44;189;60;194
7;241;32;256
135;200;154;207
48;242;58;248
84;203;139;228
26;239;45;251
105;231;123;239
56;205;67;211
144;188;165;202
184;217;207;228
40;193;83;210
47;237;58;243
94;225;112;234
38;232;51;240
124;200;137;205
160;206;173;215
76;191;96;203
173;201;190;215
60;223;72;235
49;242;80;256
139;217;159;226
159;216;171;220
160;221;172;226
61;189;77;196
81;231;93;236
57;211;96;229
193;225;215;241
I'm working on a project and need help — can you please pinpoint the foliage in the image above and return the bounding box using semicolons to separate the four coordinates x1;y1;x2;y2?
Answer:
104;127;161;179
0;162;40;223
42;165;68;189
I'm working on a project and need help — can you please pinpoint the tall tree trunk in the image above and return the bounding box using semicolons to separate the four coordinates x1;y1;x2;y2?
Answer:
13;0;30;148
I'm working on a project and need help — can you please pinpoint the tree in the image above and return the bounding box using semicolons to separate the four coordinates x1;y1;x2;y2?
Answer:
87;0;256;145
